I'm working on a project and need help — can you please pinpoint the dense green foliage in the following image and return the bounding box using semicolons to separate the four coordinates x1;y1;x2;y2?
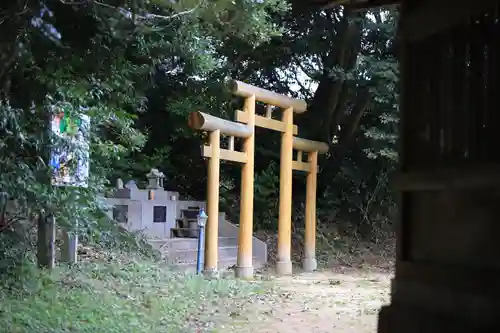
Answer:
0;1;398;331
0;0;398;271
139;7;399;235
0;0;288;264
235;9;399;235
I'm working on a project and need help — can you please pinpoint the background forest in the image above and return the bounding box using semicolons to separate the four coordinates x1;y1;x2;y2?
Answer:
0;1;399;331
0;0;398;266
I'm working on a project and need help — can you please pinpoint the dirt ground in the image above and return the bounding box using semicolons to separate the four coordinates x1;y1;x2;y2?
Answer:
222;269;391;333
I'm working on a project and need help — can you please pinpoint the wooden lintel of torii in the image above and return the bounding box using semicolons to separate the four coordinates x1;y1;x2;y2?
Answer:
202;145;247;164
235;110;299;135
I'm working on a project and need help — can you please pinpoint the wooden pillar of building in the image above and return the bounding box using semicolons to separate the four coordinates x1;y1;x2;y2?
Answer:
378;2;500;332
276;107;294;275
236;95;256;278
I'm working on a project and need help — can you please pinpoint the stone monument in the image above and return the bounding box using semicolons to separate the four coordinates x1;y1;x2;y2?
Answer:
104;168;206;240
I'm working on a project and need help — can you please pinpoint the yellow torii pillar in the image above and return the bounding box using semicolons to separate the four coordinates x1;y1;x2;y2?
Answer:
236;95;256;278
292;137;329;272
276;106;294;275
229;80;307;276
190;79;325;278
188;111;253;277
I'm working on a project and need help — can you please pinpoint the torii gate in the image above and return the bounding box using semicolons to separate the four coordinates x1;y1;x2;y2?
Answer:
188;80;328;278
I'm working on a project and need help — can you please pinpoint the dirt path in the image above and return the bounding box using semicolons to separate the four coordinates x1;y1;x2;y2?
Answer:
223;269;391;333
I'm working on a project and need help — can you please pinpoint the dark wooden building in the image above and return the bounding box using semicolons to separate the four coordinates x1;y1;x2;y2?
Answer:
303;0;500;332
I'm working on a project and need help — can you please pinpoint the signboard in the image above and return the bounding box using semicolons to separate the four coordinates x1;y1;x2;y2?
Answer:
49;112;90;188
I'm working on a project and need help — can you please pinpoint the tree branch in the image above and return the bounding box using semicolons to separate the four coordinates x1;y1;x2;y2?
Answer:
292;55;317;80
292;70;314;100
61;0;203;22
337;86;370;149
304;10;366;143
316;87;370;196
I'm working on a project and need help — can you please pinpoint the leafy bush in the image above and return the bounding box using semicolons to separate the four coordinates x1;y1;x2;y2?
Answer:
0;0;288;273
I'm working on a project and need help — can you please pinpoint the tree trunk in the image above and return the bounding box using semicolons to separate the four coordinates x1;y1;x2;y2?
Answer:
296;10;370;193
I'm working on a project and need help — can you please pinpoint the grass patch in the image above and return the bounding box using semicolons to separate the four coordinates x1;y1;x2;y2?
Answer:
0;252;269;333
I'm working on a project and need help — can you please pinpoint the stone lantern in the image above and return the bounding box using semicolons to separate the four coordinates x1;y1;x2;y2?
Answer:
146;168;165;190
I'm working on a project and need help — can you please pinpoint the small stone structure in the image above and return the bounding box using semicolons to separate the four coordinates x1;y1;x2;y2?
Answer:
104;168;267;270
104;169;206;240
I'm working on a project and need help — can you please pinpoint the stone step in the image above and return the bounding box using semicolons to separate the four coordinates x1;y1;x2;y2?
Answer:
148;238;197;251
170;227;199;238
180;208;200;219
218;236;238;246
164;245;238;262
149;237;239;251
171;257;264;272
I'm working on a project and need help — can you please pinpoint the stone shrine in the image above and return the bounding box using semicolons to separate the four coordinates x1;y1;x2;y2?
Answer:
104;168;268;270
104;168;206;240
